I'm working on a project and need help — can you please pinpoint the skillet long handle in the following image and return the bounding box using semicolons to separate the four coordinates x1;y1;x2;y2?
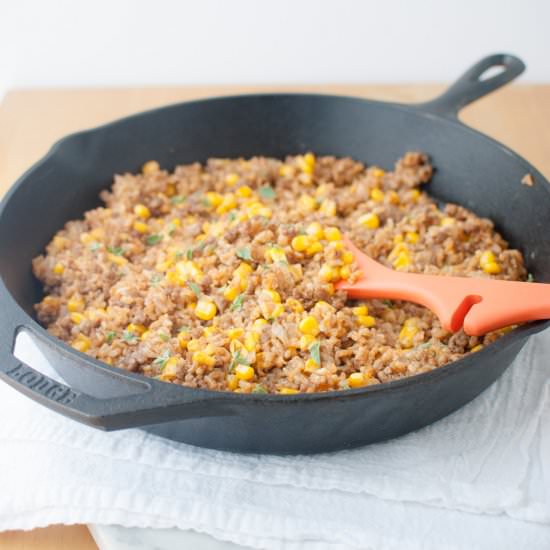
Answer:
416;53;525;119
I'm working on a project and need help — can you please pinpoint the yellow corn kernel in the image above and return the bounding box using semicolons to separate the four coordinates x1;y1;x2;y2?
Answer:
205;192;223;207
348;372;366;388
331;241;345;251
262;289;281;303
441;217;455;227
319;264;337;282
159;357;179;381
291;235;311;252
339;266;351;280
170;218;181;228
357;315;376;327
399;319;419;348
315;183;330;197
165;269;181;285
227;375;239;390
142;160;160;175
134;204;151;219
67;297;84;312
286;298;304;313
306;241;323;256
271;304;285;318
298;194;317;212
72;334;91;352
187;339;201;352
483;262;501;274
187;302;197;311
342;251;354;265
223;285;240;301
471;344;483;352
208;222;225;237
279;164;295;177
53;235;69;250
324;227;342;241
299;334;316;351
306;222;324;240
203;326;218;338
301;152;316;174
370;188;385;202
299;316;320;336
175;260;203;282
225;173;239;186
410;189;421;201
53;262;65;275
279;387;299;395
235;262;253;278
253;318;268;331
133;221;149;234
352;305;368;316
70;312;85;324
358;213;380;229
319;199;337;217
79;232;94;245
176;332;189;349
265;246;287;263
393;234;404;245
405;231;419;244
235;185;253;198
372;168;385;179
42;296;60;307
392;252;410;271
289;263;304;281
195;298;217;321
235;364;255;381
227;328;244;340
109;253;128;266
388;191;400;205
304;358;319;372
192;351;215;367
257;206;272;218
244;332;259;352
480;251;501;274
216;193;238;214
127;323;146;336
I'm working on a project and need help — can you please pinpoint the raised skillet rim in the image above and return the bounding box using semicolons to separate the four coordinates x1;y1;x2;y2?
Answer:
1;55;549;407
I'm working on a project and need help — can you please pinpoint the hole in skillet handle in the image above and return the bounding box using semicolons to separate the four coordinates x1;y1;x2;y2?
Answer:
414;53;525;119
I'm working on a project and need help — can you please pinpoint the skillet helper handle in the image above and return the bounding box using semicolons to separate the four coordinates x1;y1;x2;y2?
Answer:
0;286;228;430
417;53;525;119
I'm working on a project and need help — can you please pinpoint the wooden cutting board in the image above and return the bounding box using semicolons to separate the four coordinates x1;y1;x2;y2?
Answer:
0;83;549;549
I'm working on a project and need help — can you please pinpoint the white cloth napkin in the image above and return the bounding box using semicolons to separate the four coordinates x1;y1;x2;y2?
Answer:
1;329;550;550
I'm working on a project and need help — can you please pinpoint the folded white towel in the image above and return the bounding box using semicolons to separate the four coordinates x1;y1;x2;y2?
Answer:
1;329;549;549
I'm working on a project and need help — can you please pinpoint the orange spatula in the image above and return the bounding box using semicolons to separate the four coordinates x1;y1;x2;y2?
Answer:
336;238;550;336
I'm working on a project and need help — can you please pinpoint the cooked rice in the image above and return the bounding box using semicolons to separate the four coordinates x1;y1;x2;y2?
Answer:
33;152;526;394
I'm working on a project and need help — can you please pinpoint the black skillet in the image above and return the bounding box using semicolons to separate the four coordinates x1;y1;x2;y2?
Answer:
1;54;548;454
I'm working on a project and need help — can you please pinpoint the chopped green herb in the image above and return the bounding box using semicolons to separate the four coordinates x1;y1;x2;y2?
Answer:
166;222;177;236
170;195;186;205
188;281;202;297
309;341;321;366
383;299;394;308
229;350;250;372
89;242;102;252
201;197;212;207
258;185;276;200
527;273;535;282
179;326;190;333
196;240;207;252
105;331;116;343
153;349;171;368
122;330;138;342
252;384;268;394
339;380;350;390
146;234;163;246
158;332;170;342
418;341;432;349
107;246;124;256
236;247;252;261
230;293;244;311
174;250;184;260
149;273;163;286
185;248;194;260
228;211;237;222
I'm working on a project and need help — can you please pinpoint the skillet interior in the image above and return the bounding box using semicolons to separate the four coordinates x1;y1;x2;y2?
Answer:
1;91;549;453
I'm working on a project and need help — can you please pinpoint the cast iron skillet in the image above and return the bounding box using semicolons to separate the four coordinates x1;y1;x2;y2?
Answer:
0;54;549;455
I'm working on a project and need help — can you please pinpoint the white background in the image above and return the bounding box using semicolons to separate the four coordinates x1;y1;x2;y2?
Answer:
1;0;548;100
